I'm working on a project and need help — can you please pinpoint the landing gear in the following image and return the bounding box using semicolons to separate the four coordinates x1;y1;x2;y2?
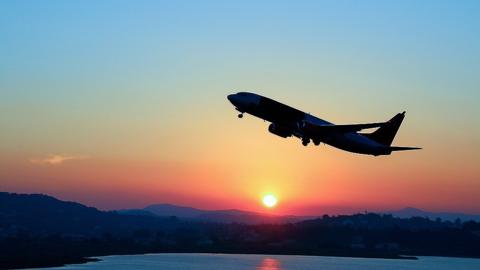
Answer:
238;113;243;118
302;138;310;146
312;138;321;146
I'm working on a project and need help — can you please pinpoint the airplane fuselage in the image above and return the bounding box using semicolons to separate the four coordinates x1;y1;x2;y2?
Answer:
227;92;396;156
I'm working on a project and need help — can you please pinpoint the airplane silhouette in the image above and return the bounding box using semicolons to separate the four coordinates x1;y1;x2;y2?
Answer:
228;92;421;156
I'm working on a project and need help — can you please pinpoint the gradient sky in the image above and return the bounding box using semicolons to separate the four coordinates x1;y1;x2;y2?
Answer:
1;0;479;215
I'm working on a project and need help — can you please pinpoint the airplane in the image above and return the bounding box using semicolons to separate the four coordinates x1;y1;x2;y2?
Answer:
227;92;421;156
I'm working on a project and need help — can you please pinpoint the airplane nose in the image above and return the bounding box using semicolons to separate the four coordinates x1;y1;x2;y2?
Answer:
227;94;238;105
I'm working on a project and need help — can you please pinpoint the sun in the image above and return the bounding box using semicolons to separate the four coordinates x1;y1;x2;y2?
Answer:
262;194;277;208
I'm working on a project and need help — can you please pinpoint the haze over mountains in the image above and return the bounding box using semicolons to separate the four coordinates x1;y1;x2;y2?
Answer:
118;203;480;223
385;207;480;222
118;204;308;224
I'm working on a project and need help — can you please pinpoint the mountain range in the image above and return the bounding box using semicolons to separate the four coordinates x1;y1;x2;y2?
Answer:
385;207;480;222
118;204;480;223
118;204;309;224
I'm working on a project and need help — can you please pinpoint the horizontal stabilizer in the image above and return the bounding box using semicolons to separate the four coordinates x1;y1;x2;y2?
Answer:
389;146;422;151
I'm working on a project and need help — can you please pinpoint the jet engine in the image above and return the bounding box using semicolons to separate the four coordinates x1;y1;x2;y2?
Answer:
268;123;292;138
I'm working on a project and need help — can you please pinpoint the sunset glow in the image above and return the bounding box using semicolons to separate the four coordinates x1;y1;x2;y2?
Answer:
263;194;278;208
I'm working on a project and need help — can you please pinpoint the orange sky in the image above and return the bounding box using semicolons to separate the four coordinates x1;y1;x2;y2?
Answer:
1;123;479;215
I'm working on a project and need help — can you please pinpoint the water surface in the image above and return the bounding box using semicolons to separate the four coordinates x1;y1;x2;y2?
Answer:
34;253;480;270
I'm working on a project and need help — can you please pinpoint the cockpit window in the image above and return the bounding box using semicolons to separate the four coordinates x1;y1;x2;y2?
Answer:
237;92;248;96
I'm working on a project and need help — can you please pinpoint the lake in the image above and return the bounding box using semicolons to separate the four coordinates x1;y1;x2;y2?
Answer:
31;253;480;270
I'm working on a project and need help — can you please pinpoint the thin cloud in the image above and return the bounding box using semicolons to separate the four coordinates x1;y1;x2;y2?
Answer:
30;154;88;165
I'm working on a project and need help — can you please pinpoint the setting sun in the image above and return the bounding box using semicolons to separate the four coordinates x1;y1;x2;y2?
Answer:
262;194;277;208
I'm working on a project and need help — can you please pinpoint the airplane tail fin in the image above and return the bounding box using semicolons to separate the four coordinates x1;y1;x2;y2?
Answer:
365;111;405;146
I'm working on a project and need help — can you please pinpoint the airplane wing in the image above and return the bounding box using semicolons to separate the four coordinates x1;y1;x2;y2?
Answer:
301;120;386;134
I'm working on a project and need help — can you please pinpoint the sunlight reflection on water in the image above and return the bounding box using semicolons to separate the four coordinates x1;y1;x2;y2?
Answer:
256;257;281;270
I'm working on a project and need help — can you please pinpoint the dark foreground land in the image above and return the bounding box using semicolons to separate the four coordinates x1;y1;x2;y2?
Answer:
1;193;480;269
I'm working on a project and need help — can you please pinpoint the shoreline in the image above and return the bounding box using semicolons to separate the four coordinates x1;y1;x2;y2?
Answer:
8;252;480;269
1;252;417;269
0;257;100;270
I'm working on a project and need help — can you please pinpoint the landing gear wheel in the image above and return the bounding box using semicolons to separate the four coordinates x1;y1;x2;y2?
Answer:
313;139;321;146
302;138;310;146
238;113;243;118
